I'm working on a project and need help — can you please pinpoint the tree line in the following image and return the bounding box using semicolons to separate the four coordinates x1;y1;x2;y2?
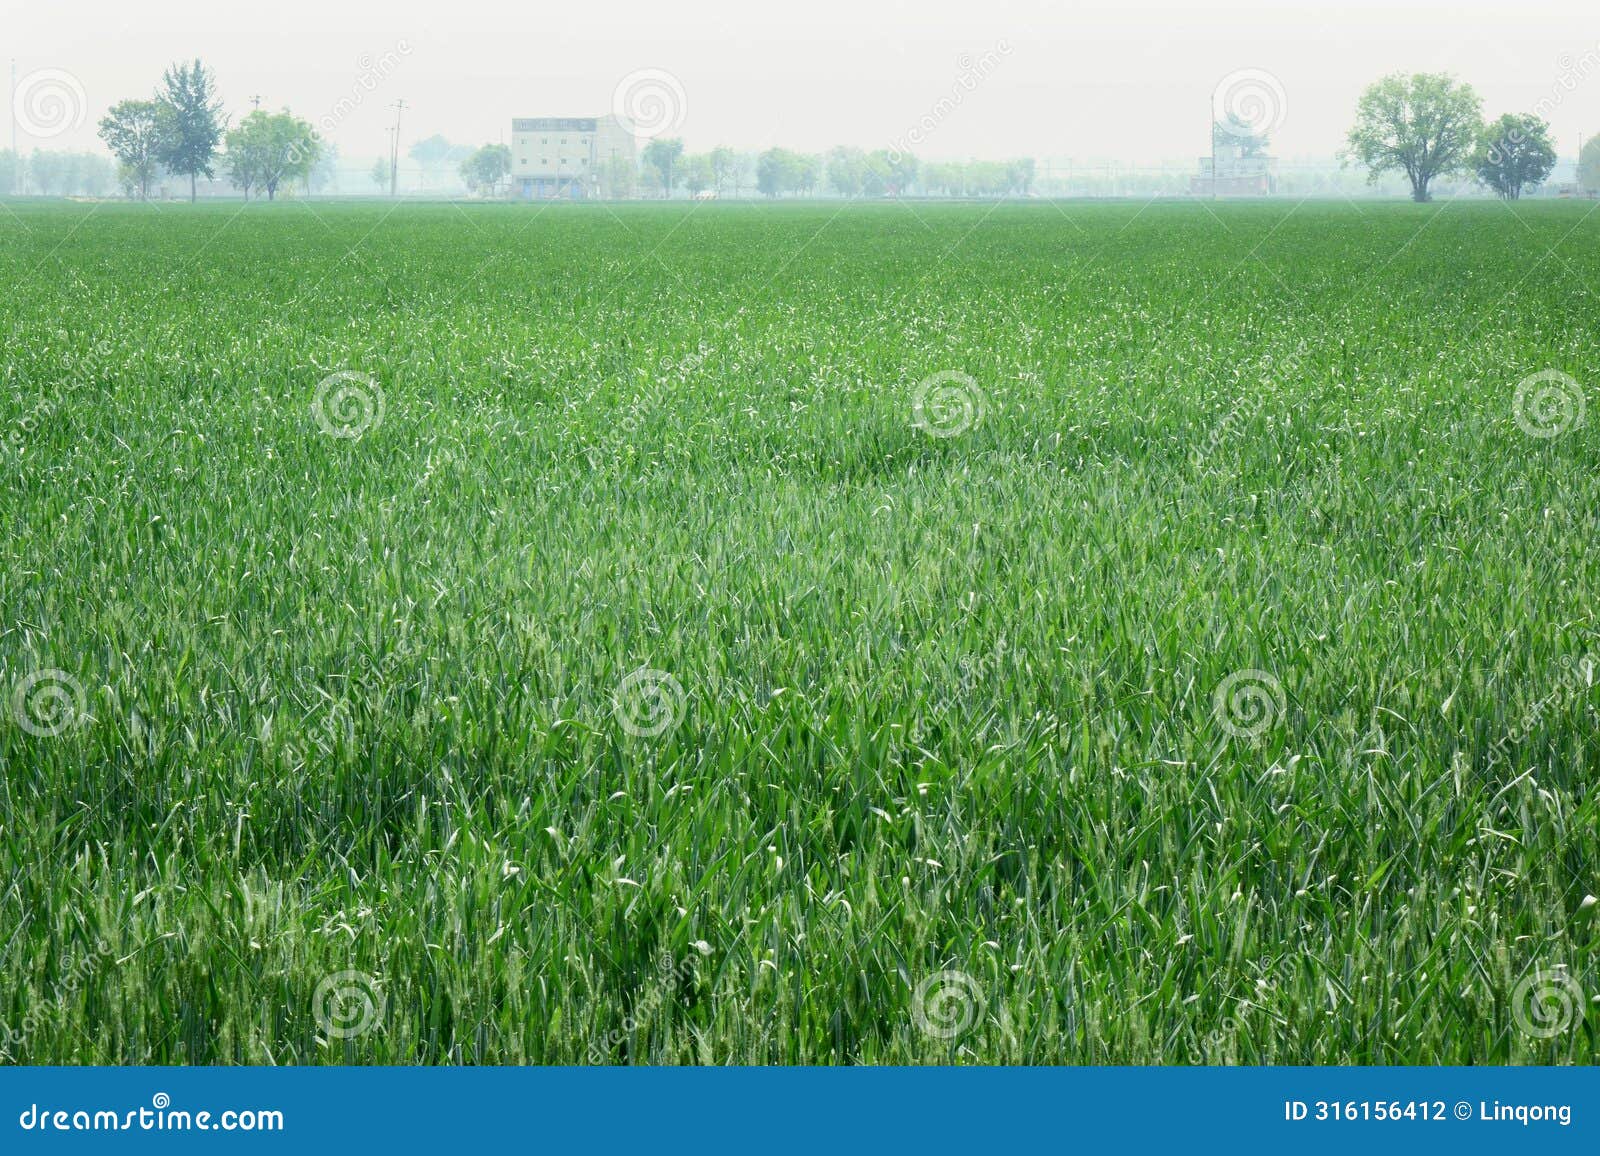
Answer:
97;59;323;201
0;150;116;197
620;141;1037;199
40;61;1600;204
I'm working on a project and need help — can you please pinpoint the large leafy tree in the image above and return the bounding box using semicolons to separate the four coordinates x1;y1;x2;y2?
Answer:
155;59;225;202
642;138;684;197
97;99;163;200
1345;73;1482;202
1474;113;1556;201
223;110;319;201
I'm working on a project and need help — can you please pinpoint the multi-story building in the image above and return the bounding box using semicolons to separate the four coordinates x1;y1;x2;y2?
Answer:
510;115;636;199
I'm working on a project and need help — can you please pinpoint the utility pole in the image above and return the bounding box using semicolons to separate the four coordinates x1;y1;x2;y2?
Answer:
250;94;263;111
1211;109;1217;200
10;59;18;196
388;99;407;197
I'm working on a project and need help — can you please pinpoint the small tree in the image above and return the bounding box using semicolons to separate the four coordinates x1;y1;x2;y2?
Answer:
459;143;511;196
155;58;225;202
0;149;21;195
923;161;962;196
722;152;754;197
409;135;471;190
223;110;319;201
683;153;714;195
827;146;867;197
308;144;339;195
1006;158;1037;195
98;99;163;200
709;146;737;195
756;148;794;197
602;155;636;199
862;152;890;197
29;150;64;196
1474;113;1556;201
642;138;683;197
795;153;820;196
1577;135;1600;195
1214;121;1270;158
1345;73;1482;202
370;157;391;192
80;154;114;197
223;118;262;199
884;151;919;196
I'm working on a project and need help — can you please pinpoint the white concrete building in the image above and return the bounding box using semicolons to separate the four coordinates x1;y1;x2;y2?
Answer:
510;115;636;199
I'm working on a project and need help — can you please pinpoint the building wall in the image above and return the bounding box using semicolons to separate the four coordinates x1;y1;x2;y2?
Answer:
1192;151;1277;196
510;115;636;199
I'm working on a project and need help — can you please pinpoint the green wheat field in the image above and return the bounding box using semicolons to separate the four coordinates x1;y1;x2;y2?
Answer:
2;198;1597;1064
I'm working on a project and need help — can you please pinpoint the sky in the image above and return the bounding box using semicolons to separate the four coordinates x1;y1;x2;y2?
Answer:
5;0;1598;165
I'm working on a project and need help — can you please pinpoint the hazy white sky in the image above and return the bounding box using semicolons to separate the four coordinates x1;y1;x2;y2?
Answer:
6;0;1597;163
